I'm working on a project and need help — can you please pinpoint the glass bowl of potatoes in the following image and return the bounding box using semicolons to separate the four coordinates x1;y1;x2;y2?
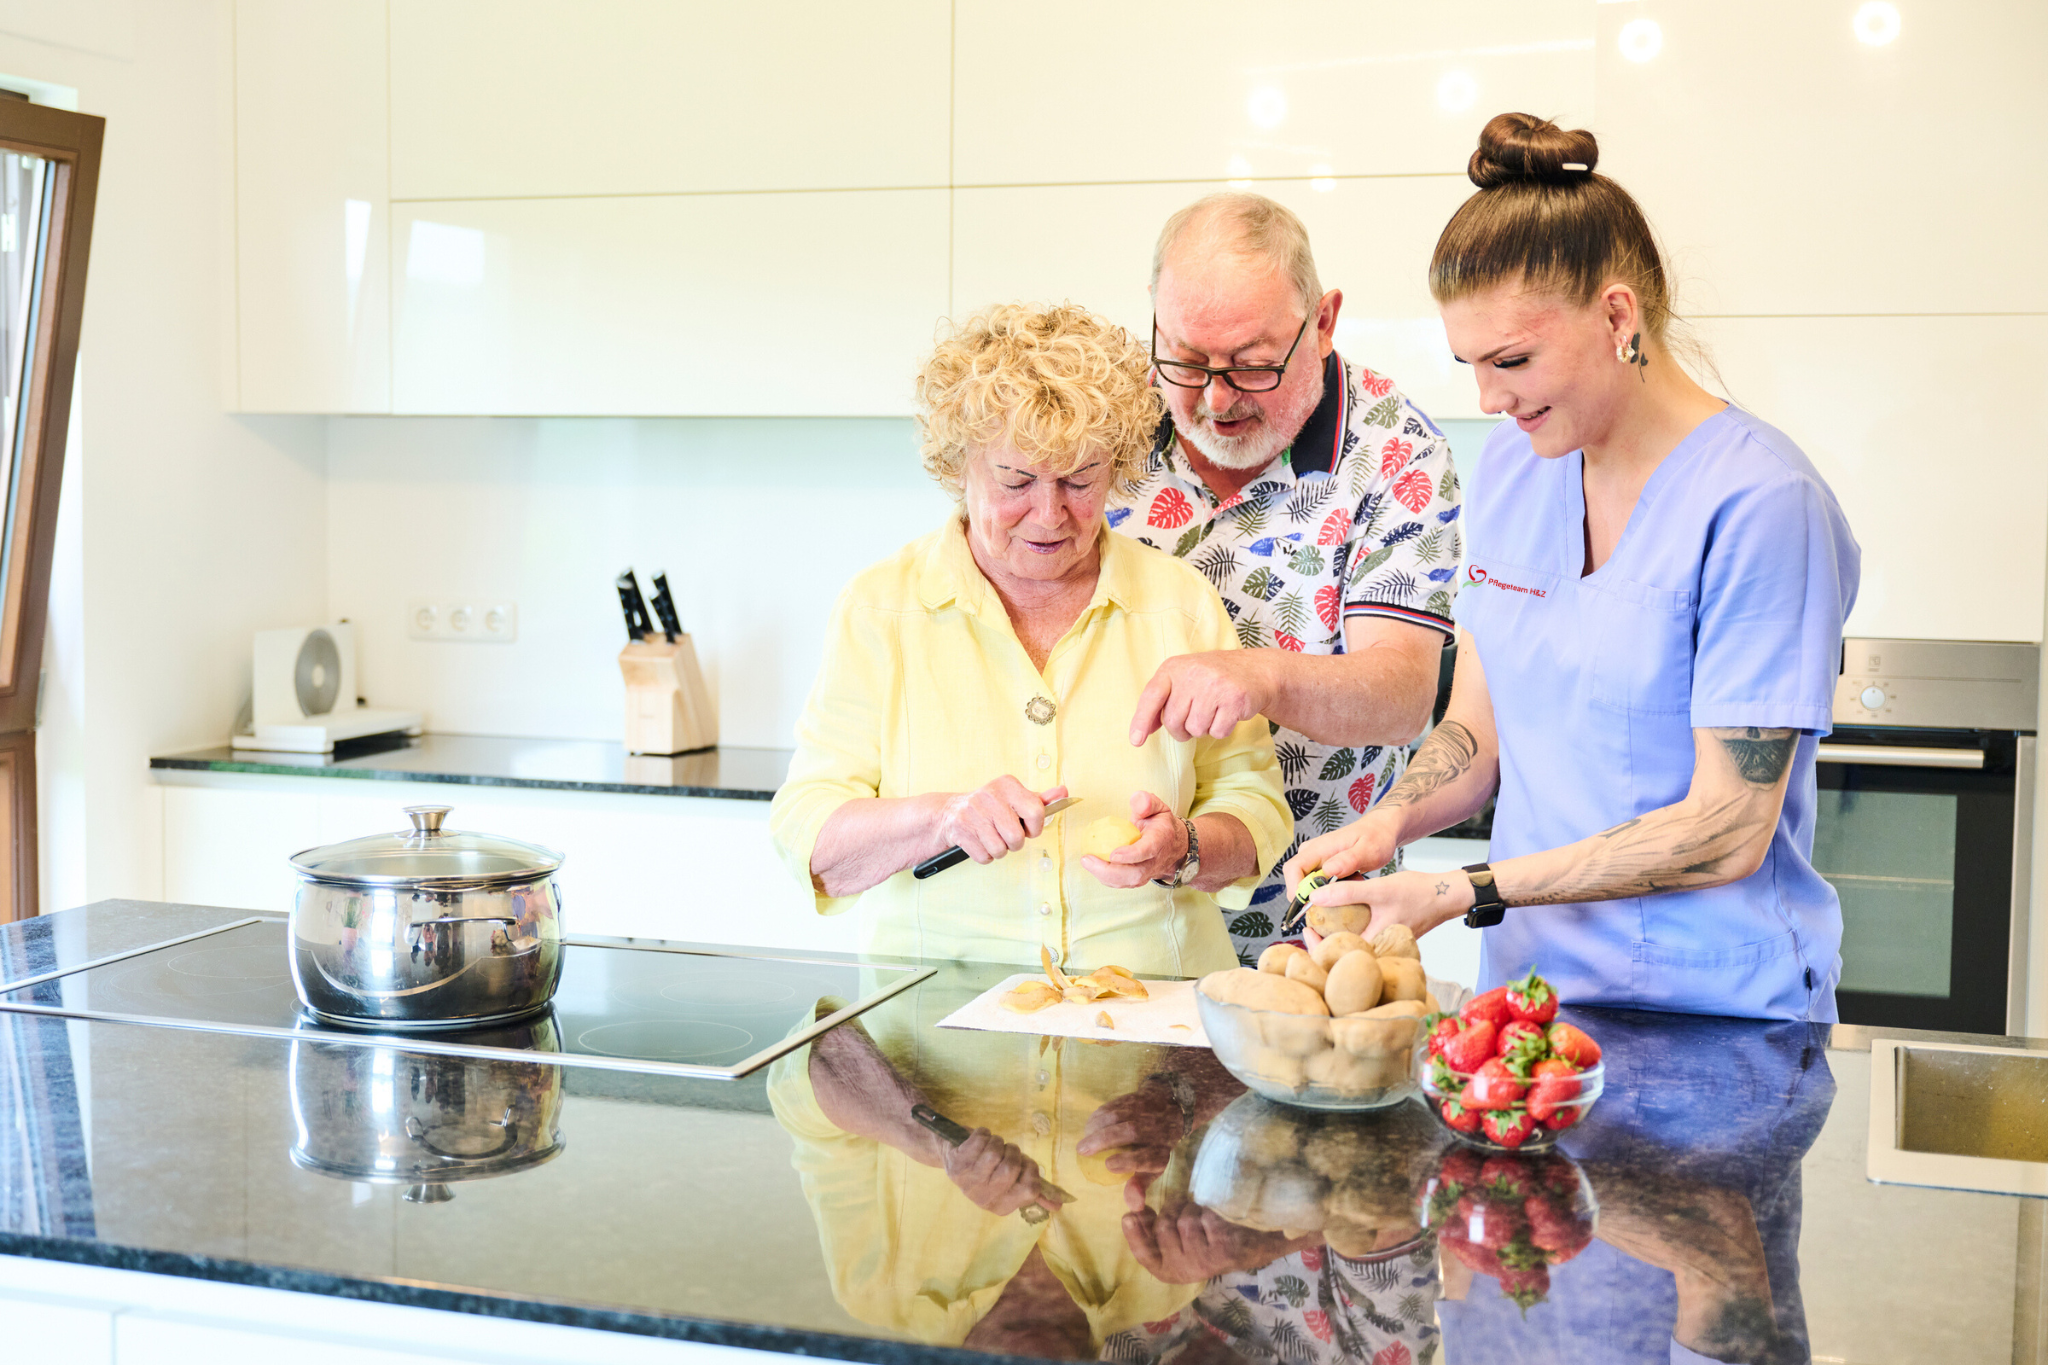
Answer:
1194;925;1438;1111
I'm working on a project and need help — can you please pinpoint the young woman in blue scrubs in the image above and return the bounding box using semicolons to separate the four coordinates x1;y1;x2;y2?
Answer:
1287;114;1860;1021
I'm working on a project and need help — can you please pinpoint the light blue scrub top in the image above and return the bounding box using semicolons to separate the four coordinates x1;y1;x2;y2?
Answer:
1456;407;1860;1021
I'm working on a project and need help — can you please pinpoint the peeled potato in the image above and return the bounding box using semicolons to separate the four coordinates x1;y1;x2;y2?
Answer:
1323;950;1384;1016
1310;931;1369;971
1377;956;1428;1003
1078;1147;1127;1186
1368;923;1421;961
1284;953;1329;994
1080;816;1141;859
1001;980;1061;1013
1306;901;1372;938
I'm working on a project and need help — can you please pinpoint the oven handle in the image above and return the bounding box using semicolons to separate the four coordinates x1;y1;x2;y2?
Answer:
1815;743;1985;770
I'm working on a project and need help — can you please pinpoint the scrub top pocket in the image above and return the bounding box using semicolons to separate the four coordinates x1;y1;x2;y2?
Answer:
1585;576;1696;715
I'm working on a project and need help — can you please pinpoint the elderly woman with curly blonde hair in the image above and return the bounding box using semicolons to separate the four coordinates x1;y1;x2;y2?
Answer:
771;303;1291;976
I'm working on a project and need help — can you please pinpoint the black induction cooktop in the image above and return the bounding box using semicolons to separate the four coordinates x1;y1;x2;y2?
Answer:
0;916;929;1080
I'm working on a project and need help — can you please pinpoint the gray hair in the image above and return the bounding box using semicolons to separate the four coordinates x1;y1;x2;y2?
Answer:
1151;192;1324;314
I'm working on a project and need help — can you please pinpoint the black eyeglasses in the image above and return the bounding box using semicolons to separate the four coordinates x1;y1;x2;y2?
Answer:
1151;312;1311;393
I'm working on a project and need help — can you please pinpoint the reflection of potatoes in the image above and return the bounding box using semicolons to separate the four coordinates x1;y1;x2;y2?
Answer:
1259;1010;1332;1060
1257;943;1307;975
1080;817;1141;859
1200;968;1330;1016
1284;953;1329;993
1306;902;1372;938
1324;951;1384;1016
1377;956;1428;1003
1369;923;1421;961
1237;1113;1302;1166
1310;932;1369;970
1078;1147;1127;1186
1245;1166;1328;1233
1302;1127;1371;1180
1324;1220;1380;1259
1330;1175;1417;1229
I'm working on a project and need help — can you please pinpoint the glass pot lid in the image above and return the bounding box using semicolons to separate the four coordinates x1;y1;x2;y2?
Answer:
289;805;564;887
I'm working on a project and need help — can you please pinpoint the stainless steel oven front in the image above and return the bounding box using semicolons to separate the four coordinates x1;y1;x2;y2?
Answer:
1819;639;2038;1035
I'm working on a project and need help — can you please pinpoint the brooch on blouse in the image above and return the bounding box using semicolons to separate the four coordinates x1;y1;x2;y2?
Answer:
1025;696;1057;726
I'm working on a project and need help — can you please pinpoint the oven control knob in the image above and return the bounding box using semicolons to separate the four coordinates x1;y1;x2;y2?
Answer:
1859;685;1887;711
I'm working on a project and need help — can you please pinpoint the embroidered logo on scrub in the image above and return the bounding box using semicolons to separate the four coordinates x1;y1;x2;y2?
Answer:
1466;564;1548;599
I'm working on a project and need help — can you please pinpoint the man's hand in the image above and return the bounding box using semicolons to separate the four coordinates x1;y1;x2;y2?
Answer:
1077;1078;1186;1197
1129;651;1273;745
934;780;1068;865
1081;790;1187;888
1123;1198;1321;1283
939;1127;1069;1218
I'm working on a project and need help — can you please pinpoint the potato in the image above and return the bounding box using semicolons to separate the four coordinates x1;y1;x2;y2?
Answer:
1284;953;1329;994
1323;951;1384;1016
1331;1015;1413;1059
1377;955;1428;1003
1244;1045;1306;1091
1309;931;1369;971
1199;968;1330;1017
1249;1165;1328;1232
1360;998;1428;1020
1307;1047;1388;1097
1236;1112;1303;1166
1078;1147;1128;1186
1259;1009;1333;1060
1330;1176;1417;1230
1305;901;1372;938
1368;923;1421;961
1080;816;1141;859
1424;990;1441;1015
1258;942;1308;975
1001;980;1061;1013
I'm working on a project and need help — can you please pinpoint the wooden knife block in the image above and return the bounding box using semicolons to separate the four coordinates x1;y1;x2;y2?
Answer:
619;635;716;756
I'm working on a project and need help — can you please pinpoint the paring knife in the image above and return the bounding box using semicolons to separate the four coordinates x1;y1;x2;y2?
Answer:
911;1103;1072;1224
1279;866;1364;936
649;572;684;643
616;569;656;643
913;796;1081;880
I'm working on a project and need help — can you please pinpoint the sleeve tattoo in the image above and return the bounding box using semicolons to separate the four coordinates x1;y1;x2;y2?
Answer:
1715;726;1799;787
1377;719;1480;811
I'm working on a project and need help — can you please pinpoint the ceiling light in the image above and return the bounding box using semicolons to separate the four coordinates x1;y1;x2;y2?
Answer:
1245;85;1287;130
1853;1;1901;45
1437;70;1477;112
1617;17;1663;62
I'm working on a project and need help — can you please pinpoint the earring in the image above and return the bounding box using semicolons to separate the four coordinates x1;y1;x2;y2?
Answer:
1616;334;1639;365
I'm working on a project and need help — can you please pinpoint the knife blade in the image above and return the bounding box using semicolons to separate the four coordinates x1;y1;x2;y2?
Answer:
650;572;683;643
913;796;1081;880
616;569;656;643
910;1103;1072;1223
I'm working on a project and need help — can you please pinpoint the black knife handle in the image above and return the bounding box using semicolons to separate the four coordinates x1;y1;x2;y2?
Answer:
651;572;682;642
911;1103;971;1146
616;570;655;642
913;846;970;879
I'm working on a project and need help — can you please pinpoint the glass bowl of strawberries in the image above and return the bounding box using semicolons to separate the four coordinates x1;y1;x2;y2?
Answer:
1417;1144;1596;1315
1415;970;1604;1151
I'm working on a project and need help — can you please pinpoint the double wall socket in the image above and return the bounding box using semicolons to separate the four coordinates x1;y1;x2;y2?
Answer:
407;599;518;643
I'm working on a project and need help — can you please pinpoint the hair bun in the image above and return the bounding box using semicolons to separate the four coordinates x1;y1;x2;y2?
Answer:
1467;112;1599;189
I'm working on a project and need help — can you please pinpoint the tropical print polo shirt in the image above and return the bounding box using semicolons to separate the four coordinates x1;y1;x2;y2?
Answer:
1108;352;1462;961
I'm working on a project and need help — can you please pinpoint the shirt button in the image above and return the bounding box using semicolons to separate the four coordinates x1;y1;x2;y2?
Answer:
1031;1112;1052;1136
1036;1070;1050;1086
1039;902;1053;916
1040;856;1052;871
1036;754;1051;770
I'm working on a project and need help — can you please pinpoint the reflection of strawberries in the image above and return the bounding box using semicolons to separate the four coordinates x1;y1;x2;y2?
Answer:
1147;487;1193;529
1442;1233;1501;1277
1479;1156;1530;1199
1524;1193;1592;1264
1499;1263;1550;1315
1393;467;1435;512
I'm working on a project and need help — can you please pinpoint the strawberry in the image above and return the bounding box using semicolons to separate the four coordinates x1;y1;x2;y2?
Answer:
1534;1154;1582;1202
1441;1233;1502;1278
1523;1195;1592;1264
1461;986;1514;1031
1479;1156;1531;1199
1547;1021;1602;1068
1526;1057;1583;1123
1466;1057;1528;1108
1481;1108;1535;1149
1538;1103;1583;1132
1504;969;1558;1026
1496;1020;1548;1067
1426;1013;1465;1058
1498;1262;1550;1315
1459;1195;1523;1249
1439;1097;1482;1133
1438;1018;1497;1074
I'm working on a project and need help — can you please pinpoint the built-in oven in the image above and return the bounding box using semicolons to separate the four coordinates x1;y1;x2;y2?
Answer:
1821;639;2038;1036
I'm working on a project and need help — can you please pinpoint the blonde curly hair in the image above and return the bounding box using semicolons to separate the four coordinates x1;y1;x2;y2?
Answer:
914;302;1163;497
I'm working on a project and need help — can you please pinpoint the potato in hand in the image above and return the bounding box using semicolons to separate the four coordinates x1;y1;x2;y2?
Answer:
1079;816;1142;860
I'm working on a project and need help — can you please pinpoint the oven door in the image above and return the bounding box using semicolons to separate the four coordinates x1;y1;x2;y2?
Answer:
1817;729;2028;1036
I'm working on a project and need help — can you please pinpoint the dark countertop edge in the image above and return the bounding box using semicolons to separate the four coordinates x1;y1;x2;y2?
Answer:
0;1233;1041;1365
145;757;774;803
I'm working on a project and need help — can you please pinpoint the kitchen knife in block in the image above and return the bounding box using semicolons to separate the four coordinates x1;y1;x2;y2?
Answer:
619;634;716;755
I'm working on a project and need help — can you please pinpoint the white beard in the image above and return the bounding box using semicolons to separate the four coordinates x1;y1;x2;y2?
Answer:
1174;379;1321;472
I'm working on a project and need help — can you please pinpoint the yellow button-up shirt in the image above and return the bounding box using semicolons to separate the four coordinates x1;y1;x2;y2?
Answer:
770;515;1291;977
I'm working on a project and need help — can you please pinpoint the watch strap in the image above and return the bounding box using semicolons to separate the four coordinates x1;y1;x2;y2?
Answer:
1155;818;1200;888
1462;862;1506;928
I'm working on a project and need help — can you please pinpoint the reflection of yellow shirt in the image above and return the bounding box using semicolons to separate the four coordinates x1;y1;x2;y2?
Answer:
768;979;1201;1346
770;515;1290;977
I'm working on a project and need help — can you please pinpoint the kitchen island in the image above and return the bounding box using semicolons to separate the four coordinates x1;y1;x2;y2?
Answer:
1;899;2040;1364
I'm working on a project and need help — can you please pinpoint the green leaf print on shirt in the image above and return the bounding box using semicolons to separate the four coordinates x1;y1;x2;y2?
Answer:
1236;617;1269;650
1275;591;1307;638
1313;796;1347;833
1362;395;1400;429
1319;748;1356;780
1243;565;1281;602
1439;466;1459;501
1350;543;1396;581
1173;519;1216;559
1426;589;1453;617
1286;543;1325;576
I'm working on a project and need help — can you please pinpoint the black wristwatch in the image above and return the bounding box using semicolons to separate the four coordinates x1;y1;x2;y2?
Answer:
1462;863;1507;928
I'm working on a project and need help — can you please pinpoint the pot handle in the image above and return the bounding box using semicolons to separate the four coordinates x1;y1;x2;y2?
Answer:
405;805;452;836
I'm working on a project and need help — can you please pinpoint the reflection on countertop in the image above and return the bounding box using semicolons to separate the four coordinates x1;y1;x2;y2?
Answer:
149;733;792;800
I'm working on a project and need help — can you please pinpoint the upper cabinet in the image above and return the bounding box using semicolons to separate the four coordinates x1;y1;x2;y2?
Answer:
387;0;951;199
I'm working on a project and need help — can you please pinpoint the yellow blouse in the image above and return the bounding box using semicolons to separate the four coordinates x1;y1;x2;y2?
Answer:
770;515;1290;977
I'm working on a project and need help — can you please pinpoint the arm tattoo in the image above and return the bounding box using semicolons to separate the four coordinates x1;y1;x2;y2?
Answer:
1510;790;1773;906
1378;720;1479;811
1715;727;1798;787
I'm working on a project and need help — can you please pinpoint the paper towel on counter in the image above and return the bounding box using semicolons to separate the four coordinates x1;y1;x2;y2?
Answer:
937;973;1209;1047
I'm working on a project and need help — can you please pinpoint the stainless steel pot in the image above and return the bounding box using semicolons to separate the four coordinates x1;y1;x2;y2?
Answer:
287;804;565;1030
287;1013;566;1203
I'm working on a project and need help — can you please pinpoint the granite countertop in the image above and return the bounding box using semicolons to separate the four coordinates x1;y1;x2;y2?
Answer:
0;900;2040;1363
149;734;792;801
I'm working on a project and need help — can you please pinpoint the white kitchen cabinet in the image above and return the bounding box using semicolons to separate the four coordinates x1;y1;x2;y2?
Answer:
232;0;391;413
953;0;1594;187
388;0;951;200
952;176;1484;419
0;1293;113;1364
1696;313;2048;643
156;773;862;953
389;190;947;416
1594;0;2048;317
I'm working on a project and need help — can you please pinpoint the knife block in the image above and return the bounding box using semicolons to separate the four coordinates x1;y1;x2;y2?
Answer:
618;635;716;756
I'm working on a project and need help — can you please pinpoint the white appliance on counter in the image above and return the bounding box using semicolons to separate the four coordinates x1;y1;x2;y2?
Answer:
231;624;423;754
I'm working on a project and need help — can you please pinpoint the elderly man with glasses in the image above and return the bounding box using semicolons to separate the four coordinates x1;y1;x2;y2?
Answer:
1109;192;1463;963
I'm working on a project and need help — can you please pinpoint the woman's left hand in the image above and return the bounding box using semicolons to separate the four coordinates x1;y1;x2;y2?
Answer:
1081;791;1186;888
1308;867;1471;940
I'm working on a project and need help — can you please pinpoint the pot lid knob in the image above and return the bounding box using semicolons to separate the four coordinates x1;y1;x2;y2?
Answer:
404;805;452;836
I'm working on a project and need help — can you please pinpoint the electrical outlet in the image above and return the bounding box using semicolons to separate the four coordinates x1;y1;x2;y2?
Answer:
407;599;517;643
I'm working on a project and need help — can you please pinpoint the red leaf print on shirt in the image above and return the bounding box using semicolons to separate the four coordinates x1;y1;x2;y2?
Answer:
1317;509;1352;546
1143;1318;1178;1336
1379;437;1413;478
1315;585;1341;631
1299;1246;1325;1272
1147;486;1193;529
1359;369;1394;399
1276;630;1306;653
1348;773;1377;812
1303;1309;1334;1343
1393;467;1434;512
1373;1344;1412;1365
